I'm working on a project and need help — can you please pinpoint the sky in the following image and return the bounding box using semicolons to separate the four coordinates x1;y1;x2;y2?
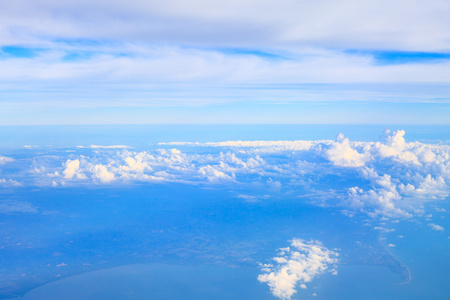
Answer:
1;0;450;124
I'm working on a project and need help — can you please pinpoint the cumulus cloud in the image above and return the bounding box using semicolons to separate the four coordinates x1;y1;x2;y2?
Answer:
63;159;83;179
258;239;338;300
428;223;444;231
198;165;235;182
373;130;420;164
333;130;450;218
121;154;153;173
323;133;368;167
346;172;413;218
34;129;450;220
0;178;21;187
54;148;267;185
93;164;115;183
0;155;13;165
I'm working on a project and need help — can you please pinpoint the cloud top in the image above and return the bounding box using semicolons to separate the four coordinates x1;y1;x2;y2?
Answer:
16;129;450;219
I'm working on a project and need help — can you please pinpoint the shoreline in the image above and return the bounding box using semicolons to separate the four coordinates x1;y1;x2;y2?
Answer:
378;236;411;285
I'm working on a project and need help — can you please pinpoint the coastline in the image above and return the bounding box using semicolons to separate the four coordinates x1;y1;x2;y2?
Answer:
378;236;411;285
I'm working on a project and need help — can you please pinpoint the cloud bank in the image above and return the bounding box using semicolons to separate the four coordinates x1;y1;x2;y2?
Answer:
14;129;449;219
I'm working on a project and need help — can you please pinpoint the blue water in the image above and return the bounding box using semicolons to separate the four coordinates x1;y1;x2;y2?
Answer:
20;264;271;300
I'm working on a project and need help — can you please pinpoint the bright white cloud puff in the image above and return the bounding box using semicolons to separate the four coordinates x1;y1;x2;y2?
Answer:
258;239;338;300
323;132;368;167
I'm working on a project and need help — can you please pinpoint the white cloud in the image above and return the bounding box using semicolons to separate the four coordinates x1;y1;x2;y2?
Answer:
0;200;38;214
374;227;395;233
258;239;338;300
121;154;153;173
198;165;235;182
93;164;115;183
428;223;444;231
56;263;67;267
36;129;450;220
160;140;315;151
76;145;131;149
237;194;258;203
2;0;450;51
323;133;368;167
63;159;83;179
237;194;270;203
1;1;450;125
373;130;420;165
0;156;14;165
0;178;22;187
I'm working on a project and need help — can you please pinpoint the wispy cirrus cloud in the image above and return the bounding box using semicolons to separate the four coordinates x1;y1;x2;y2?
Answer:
1;1;450;125
2;0;450;51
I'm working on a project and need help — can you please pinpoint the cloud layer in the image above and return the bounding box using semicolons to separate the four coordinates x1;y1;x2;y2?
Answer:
5;129;447;220
2;0;450;51
1;1;450;125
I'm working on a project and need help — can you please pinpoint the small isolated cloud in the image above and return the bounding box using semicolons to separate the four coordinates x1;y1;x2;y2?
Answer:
258;239;338;300
374;227;395;233
428;223;444;231
237;194;258;203
0;200;38;214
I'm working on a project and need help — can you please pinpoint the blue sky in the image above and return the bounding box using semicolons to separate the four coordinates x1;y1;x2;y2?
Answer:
1;0;450;124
